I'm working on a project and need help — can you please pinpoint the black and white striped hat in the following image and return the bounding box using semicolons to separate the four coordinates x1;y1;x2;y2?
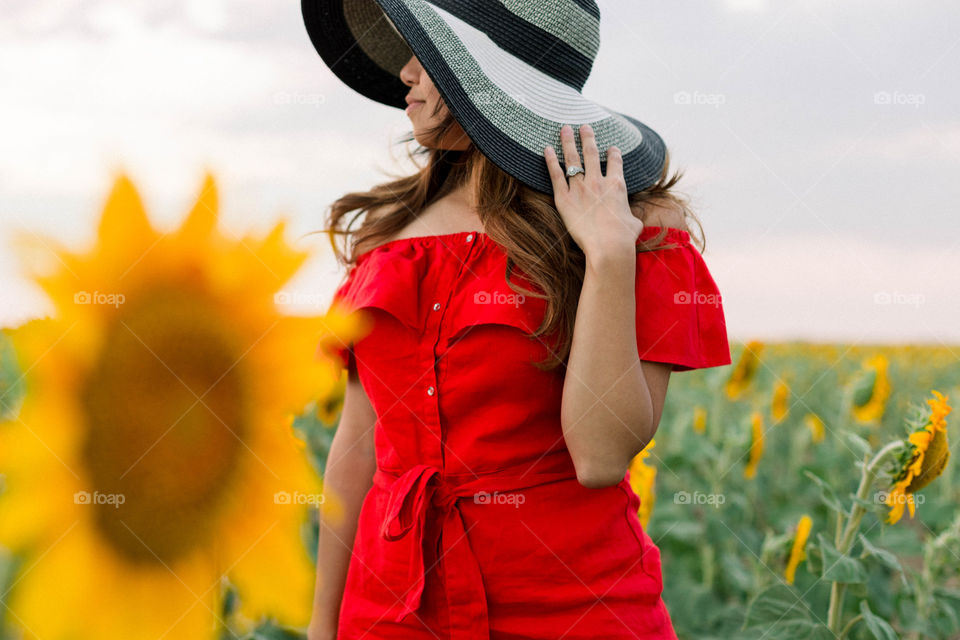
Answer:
301;0;667;196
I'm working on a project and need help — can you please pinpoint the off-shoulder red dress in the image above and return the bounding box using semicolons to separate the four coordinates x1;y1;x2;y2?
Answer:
318;226;731;639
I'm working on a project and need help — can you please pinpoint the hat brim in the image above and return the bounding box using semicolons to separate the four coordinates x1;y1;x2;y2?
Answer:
302;0;666;195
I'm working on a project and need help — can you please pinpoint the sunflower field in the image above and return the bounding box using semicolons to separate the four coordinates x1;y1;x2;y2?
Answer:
1;174;959;639
642;342;960;640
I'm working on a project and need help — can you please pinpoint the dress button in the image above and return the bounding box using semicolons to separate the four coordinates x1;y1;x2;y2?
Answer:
465;233;473;242
427;386;436;396
432;302;441;311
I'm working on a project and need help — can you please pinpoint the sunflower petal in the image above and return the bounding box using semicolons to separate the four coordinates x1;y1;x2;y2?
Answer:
178;170;219;248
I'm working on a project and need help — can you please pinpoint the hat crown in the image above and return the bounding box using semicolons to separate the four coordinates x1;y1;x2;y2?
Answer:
427;0;601;91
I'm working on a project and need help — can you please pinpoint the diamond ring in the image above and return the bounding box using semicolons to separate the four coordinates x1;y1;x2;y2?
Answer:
566;165;585;178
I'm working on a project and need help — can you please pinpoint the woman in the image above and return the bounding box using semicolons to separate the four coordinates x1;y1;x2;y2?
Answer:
302;2;731;638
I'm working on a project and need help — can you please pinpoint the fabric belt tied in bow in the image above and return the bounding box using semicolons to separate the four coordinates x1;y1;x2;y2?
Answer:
372;463;578;640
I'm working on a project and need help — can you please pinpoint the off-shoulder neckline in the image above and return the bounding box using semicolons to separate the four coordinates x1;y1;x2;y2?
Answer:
353;226;690;263
353;230;481;263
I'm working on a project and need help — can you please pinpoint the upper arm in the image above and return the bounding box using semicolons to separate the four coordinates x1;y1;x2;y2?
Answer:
331;360;377;463
629;198;685;434
640;360;672;437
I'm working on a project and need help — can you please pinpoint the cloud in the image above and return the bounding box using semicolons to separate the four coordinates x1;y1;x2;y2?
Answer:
824;120;960;163
1;0;959;344
711;232;960;342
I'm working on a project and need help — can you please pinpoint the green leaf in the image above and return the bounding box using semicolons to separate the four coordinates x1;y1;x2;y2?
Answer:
0;330;26;421
806;626;835;640
805;541;822;575
858;534;903;573
934;595;960;633
744;584;815;634
242;622;305;640
803;470;846;514
761;529;794;556
849;493;881;510
845;432;873;458
292;403;337;475
819;533;868;584
662;519;705;544
932;586;960;604
852;368;878;407
720;550;753;592
221;581;239;617
860;600;899;640
929;588;960;632
895;598;929;635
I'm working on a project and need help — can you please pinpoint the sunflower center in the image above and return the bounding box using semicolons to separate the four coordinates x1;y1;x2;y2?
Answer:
80;288;249;565
907;428;950;493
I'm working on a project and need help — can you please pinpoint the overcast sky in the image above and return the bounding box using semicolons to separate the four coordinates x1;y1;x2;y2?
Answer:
1;0;958;345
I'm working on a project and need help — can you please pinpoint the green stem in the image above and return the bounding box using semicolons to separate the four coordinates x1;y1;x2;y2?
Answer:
839;440;904;554
839;613;864;639
834;505;845;548
709;378;725;447
827;440;904;633
700;543;715;589
828;582;847;632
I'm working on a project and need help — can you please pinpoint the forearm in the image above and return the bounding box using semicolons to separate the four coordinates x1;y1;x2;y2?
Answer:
561;243;654;487
309;431;376;634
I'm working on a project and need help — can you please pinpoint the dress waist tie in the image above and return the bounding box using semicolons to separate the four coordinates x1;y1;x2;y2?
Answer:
372;463;578;640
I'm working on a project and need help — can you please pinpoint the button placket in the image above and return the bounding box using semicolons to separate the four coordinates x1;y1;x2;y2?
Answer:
424;234;480;467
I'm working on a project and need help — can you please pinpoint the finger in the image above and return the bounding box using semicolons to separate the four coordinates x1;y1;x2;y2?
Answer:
543;145;568;194
560;124;582;176
580;124;601;178
605;145;624;182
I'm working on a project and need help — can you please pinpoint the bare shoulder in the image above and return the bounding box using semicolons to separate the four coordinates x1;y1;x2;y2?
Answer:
629;197;689;233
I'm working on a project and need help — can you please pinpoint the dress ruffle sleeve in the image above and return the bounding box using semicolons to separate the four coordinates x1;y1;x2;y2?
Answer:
315;240;433;374
634;227;732;372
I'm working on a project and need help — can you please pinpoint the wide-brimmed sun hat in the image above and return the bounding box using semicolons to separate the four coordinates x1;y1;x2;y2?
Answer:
300;0;666;196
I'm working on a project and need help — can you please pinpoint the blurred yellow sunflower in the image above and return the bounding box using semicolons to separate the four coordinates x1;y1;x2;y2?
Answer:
744;410;764;479
692;406;707;434
885;390;952;524
803;413;826;443
0;172;361;639
784;514;813;584
725;340;764;400
851;354;892;424
628;439;657;528
771;380;790;424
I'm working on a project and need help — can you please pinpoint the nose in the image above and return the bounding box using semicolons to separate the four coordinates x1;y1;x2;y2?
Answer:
399;55;421;86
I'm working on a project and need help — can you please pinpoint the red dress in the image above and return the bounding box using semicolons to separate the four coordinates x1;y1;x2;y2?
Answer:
319;226;731;639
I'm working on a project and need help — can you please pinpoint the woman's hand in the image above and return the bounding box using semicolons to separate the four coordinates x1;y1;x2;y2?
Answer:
544;123;643;258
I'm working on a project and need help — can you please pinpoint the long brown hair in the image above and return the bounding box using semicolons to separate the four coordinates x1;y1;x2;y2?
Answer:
314;103;705;371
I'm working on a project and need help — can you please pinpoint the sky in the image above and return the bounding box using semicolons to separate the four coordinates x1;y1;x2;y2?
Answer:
1;0;958;345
